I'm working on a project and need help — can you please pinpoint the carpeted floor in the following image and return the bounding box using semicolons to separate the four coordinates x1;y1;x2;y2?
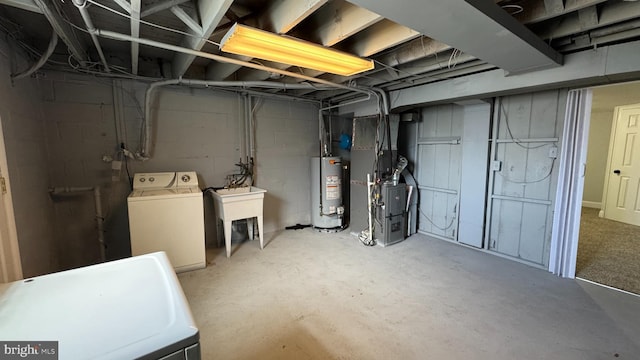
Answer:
577;207;640;295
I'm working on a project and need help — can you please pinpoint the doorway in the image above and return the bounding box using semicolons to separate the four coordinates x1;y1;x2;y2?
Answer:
577;83;640;295
0;114;22;283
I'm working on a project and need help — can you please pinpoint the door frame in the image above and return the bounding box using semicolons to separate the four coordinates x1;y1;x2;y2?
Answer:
549;89;592;278
0;114;22;282
600;103;640;221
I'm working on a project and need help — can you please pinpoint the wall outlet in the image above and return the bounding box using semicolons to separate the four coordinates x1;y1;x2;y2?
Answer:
548;146;558;158
111;160;122;182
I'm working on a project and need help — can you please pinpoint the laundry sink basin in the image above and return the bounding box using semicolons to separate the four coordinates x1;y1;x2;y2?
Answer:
215;187;251;195
210;187;267;257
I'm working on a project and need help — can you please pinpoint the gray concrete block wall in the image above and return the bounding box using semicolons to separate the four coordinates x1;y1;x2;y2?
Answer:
0;38;57;277
254;98;320;232
40;77;117;270
40;73;319;268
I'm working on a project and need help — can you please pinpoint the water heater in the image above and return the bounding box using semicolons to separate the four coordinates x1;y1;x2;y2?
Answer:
311;156;344;230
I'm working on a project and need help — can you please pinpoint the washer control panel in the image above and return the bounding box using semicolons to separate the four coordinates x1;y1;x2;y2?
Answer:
132;172;199;190
176;171;199;188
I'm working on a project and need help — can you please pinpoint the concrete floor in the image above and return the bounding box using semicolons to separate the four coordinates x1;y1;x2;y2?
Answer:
178;229;640;359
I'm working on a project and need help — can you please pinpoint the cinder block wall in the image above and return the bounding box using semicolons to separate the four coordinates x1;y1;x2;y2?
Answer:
0;38;57;277
253;98;319;230
40;73;319;269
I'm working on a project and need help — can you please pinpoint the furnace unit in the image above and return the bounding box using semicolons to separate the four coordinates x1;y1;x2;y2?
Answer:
374;182;407;247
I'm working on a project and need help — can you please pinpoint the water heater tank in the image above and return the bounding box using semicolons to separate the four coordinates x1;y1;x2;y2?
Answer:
311;156;344;230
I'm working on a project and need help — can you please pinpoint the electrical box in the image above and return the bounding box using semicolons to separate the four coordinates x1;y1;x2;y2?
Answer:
374;182;407;247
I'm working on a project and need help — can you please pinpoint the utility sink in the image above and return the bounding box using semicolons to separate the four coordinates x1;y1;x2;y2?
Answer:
210;187;267;258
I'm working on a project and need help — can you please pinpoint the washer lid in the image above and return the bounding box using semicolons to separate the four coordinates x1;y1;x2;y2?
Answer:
0;252;198;360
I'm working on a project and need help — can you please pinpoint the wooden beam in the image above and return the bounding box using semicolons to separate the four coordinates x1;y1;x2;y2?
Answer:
309;0;382;46
33;0;87;64
170;5;202;34
513;0;606;25
140;0;190;18
172;0;233;77
130;0;141;75
264;0;328;33
543;0;565;15
577;6;599;29
112;0;131;13
341;20;420;57
0;0;41;13
534;1;640;40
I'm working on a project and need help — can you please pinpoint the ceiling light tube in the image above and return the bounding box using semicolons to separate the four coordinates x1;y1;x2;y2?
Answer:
220;23;374;76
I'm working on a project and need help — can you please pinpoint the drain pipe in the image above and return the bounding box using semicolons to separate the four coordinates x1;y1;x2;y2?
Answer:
247;94;256;176
72;0;110;72
49;186;105;262
11;31;58;80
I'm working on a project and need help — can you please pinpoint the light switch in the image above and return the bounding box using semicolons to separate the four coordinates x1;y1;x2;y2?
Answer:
492;160;502;171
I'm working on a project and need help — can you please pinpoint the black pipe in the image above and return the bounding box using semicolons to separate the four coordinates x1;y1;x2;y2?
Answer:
386;114;393;178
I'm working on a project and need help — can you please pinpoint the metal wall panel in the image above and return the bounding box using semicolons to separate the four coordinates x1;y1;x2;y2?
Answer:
416;105;463;240
487;89;567;267
458;104;491;248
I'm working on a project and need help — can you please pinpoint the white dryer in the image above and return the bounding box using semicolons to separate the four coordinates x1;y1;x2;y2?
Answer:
127;171;205;272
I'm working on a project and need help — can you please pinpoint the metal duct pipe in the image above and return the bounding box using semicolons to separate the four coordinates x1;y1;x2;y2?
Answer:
11;31;58;80
72;0;110;72
248;94;256;162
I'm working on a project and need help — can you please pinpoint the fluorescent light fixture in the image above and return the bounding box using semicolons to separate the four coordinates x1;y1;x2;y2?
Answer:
220;23;374;77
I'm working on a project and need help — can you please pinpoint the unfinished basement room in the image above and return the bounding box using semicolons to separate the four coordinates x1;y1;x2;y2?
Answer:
0;0;639;359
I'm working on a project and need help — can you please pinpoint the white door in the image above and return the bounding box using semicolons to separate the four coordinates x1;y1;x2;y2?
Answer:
0;116;22;283
603;103;640;226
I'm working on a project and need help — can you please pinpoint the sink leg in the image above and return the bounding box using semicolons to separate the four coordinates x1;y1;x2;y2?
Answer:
224;220;233;258
257;215;264;250
216;219;222;248
247;218;254;241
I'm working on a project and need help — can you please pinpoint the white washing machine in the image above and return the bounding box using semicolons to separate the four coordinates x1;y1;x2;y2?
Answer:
127;171;205;272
